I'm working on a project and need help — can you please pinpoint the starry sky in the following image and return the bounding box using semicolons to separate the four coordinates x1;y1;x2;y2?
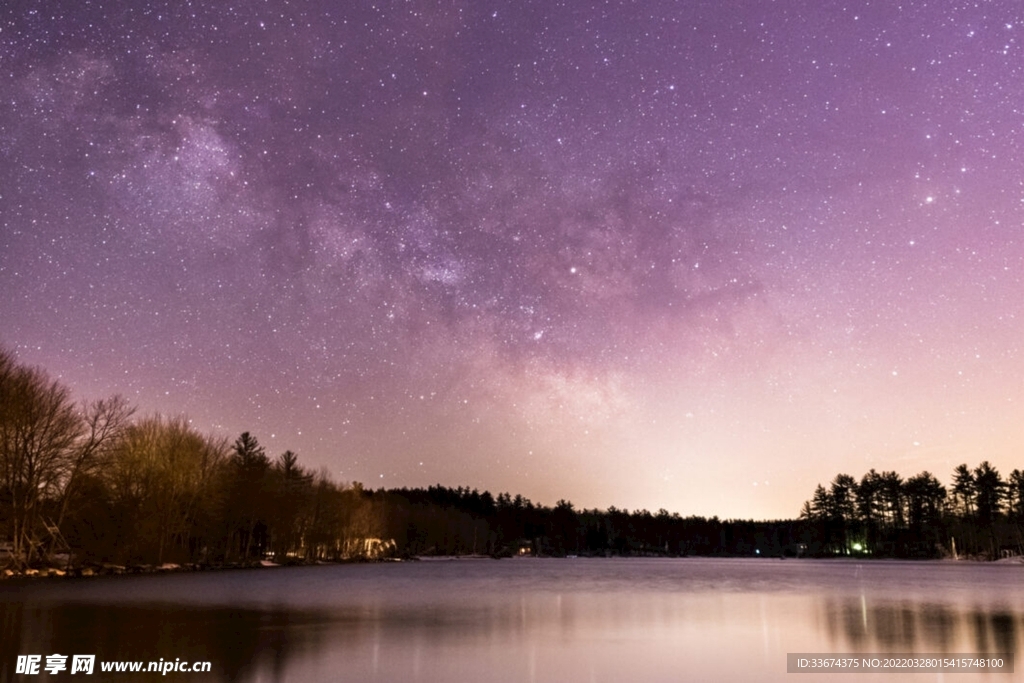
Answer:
2;0;1023;519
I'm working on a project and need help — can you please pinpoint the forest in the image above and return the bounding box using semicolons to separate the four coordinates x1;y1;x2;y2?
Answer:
2;348;1022;572
798;464;1024;559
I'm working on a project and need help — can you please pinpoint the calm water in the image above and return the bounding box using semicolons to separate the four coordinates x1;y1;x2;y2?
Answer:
1;558;1021;681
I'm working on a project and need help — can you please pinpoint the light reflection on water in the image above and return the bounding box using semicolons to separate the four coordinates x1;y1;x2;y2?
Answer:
1;558;1021;682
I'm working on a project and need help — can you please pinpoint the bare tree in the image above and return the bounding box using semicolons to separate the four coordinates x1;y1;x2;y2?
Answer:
102;415;227;564
53;395;135;532
0;350;82;567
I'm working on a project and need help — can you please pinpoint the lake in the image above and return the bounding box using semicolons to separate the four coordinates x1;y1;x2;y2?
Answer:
1;558;1020;681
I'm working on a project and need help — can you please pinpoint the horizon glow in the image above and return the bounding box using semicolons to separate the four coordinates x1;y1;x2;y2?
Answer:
2;1;1022;519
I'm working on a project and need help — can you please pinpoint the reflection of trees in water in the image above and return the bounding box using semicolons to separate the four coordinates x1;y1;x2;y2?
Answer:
0;602;336;683
0;598;554;682
822;598;1021;654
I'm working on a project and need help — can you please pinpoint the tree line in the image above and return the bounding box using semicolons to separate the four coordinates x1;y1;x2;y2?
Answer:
0;349;805;567
799;464;1024;559
3;347;1021;569
0;349;388;569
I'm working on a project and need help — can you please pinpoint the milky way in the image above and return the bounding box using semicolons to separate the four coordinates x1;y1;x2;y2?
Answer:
2;1;1022;518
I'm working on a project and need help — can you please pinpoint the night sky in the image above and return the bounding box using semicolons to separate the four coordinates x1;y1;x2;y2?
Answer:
2;1;1022;519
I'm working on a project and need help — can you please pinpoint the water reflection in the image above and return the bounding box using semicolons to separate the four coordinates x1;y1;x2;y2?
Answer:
2;560;1022;682
821;597;1021;655
1;602;335;682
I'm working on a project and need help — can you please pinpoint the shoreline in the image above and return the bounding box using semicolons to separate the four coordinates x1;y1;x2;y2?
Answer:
0;558;373;580
4;552;1020;581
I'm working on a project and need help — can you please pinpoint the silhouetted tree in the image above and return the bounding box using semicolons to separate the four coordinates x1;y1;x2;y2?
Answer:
53;396;134;533
226;432;271;561
951;464;976;518
551;499;579;555
903;471;945;556
973;461;1004;527
268;450;314;561
1008;470;1024;520
878;471;905;531
100;415;226;564
0;350;82;567
829;474;857;552
856;469;883;551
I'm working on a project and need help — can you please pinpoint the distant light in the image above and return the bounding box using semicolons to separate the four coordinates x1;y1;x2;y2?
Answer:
853;543;863;552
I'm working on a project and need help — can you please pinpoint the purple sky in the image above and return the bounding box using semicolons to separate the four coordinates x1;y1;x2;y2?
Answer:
2;1;1022;518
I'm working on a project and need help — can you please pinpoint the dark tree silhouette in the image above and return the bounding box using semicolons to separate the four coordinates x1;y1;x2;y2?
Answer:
1008;469;1024;520
952;464;976;517
226;432;272;561
973;461;1004;526
803;463;1022;560
0;350;83;567
5;352;1022;570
